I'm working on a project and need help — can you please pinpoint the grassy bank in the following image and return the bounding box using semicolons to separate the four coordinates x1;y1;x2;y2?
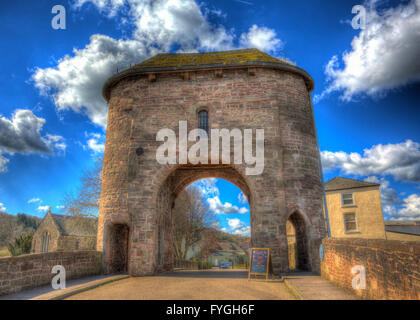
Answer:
0;246;10;257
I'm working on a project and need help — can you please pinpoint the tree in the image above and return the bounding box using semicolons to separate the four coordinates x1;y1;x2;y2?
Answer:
8;233;33;256
0;212;15;248
61;158;102;217
172;186;217;261
199;230;219;261
17;213;39;229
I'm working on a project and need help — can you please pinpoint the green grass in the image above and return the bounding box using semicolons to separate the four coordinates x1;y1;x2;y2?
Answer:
0;247;10;257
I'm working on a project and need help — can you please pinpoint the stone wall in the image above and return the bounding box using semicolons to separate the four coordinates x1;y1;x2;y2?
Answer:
58;236;97;251
321;238;420;300
0;251;102;296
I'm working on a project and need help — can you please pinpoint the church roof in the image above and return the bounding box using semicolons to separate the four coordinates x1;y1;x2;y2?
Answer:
50;213;97;237
103;49;314;100
324;177;380;192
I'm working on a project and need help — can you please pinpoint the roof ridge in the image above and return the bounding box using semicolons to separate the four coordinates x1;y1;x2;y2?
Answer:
325;176;379;185
324;176;380;191
153;48;262;56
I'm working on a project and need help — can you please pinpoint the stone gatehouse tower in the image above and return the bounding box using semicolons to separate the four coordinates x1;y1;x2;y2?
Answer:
99;49;326;276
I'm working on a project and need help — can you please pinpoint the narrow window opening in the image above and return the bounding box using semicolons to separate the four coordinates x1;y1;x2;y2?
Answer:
198;110;209;134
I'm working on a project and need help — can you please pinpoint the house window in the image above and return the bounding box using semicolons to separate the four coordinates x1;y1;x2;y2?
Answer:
343;212;357;232
198;110;209;134
341;193;354;206
75;240;79;250
41;231;50;253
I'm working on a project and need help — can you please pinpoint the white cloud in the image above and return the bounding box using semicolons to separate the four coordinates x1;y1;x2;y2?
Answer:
207;196;248;214
226;218;250;236
0;154;9;173
33;0;283;128
0;109;66;173
45;134;67;153
318;0;420;101
227;218;243;229
56;205;65;209
239;24;283;52
86;132;105;154
37;205;50;212
238;192;248;204
321;140;420;183
0;109;56;154
28;198;42;204
193;178;220;197
32;35;147;128
364;176;420;220
395;194;420;220
0;203;6;212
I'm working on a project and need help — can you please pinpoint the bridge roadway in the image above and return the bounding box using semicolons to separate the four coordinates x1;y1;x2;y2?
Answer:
66;269;357;300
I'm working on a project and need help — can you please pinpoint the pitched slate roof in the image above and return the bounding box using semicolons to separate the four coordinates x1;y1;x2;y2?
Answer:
216;241;247;254
103;48;314;100
324;177;380;192
50;213;97;237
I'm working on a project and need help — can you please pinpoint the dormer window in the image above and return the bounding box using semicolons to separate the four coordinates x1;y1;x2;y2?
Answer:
198;110;209;135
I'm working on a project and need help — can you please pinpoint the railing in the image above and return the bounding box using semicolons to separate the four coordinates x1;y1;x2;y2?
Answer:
174;260;199;270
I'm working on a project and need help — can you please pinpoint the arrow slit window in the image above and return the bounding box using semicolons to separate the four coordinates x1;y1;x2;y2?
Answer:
198;110;209;135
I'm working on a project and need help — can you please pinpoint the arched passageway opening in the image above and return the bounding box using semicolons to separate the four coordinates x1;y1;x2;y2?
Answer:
155;164;253;273
172;178;251;269
287;212;310;271
106;223;129;273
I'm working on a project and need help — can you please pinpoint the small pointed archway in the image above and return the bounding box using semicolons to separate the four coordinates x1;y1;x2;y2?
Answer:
287;211;310;271
105;223;129;273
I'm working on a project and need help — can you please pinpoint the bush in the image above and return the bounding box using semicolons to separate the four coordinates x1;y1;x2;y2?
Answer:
8;233;33;256
198;261;210;270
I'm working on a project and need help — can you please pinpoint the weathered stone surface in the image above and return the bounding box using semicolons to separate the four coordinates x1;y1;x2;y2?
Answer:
321;238;420;300
0;251;102;296
99;55;326;276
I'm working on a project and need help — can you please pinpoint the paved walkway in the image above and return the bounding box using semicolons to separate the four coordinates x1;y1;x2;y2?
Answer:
67;270;295;300
285;272;358;300
0;270;358;300
0;274;126;300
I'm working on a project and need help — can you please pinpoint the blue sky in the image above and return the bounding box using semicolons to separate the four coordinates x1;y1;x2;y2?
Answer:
0;0;419;231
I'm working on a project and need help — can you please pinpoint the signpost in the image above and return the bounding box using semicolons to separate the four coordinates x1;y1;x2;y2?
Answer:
248;248;273;281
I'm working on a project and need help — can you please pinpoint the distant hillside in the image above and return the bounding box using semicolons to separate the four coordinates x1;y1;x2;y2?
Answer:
0;212;41;248
214;229;250;252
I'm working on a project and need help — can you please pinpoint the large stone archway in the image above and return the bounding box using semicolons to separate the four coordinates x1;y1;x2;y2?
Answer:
153;164;254;273
97;49;326;276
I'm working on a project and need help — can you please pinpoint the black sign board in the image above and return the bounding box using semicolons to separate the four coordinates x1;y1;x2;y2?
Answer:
248;248;272;280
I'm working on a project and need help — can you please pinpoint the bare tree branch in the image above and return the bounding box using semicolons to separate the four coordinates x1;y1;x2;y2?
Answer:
172;185;217;261
61;157;102;218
